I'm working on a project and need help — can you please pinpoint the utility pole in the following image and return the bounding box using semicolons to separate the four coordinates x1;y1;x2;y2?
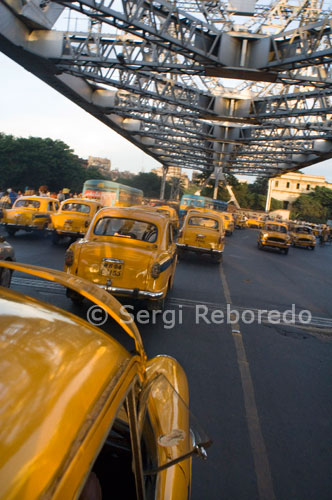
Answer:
160;165;168;200
265;178;273;212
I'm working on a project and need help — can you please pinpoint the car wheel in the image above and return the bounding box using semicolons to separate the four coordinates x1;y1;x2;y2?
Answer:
283;248;289;255
257;241;263;250
311;246;315;250
0;265;12;288
6;227;16;236
212;254;222;264
52;232;60;245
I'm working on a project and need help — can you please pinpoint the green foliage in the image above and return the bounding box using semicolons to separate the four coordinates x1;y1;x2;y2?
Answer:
290;186;332;223
116;172;171;199
0;132;100;193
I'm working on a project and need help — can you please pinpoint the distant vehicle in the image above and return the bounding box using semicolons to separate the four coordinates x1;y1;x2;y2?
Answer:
179;194;228;219
0;196;59;236
220;212;235;236
50;198;103;244
177;210;225;263
290;225;316;250
82;179;143;207
257;222;292;255
0;235;15;287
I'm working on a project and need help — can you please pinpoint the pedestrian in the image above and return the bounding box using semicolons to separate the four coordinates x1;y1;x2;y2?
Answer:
57;190;65;202
7;188;18;205
0;190;12;209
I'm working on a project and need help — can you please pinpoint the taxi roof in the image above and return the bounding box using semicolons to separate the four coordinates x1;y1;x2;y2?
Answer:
185;209;223;220
0;286;132;499
61;198;101;206
91;206;169;226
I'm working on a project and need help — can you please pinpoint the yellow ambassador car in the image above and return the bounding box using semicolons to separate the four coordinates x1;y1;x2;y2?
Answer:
290;225;316;250
50;198;103;244
177;211;225;263
220;212;234;236
0;261;210;500
65;207;177;310
257;222;292;255
247;217;264;229
0;196;59;236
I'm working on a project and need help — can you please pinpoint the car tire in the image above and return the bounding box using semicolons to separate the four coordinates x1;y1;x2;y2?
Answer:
283;248;289;255
6;227;16;236
212;254;222;264
311;246;315;250
52;232;60;245
0;264;12;288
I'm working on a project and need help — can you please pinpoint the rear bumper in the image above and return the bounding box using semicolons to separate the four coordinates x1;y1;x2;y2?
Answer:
50;229;84;237
98;285;164;299
177;243;223;255
1;223;43;231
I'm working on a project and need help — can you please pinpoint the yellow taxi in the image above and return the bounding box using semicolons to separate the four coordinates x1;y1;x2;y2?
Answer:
247;217;264;229
0;196;59;236
257;222;292;254
0;261;210;500
234;214;247;229
50;198;103;244
290;225;316;250
136;205;180;237
177;210;225;263
220;212;234;236
65;207;177;310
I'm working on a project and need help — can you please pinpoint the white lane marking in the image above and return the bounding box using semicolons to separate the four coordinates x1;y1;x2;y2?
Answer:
219;264;276;500
10;278;332;330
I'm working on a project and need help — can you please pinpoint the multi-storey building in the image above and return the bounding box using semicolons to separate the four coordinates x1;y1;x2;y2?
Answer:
266;172;332;210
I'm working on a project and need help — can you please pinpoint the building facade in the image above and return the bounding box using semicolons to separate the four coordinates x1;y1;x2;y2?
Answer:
266;172;332;210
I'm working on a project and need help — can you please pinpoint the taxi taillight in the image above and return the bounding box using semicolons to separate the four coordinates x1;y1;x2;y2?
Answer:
65;249;74;266
151;262;161;279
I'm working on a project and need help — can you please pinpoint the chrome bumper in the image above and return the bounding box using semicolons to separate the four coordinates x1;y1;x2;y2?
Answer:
177;243;223;255
98;285;164;299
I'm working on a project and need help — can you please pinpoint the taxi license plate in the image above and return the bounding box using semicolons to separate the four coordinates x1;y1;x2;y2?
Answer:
101;259;124;277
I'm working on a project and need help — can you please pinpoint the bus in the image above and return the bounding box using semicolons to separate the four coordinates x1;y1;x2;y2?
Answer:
82;180;143;207
179;194;228;219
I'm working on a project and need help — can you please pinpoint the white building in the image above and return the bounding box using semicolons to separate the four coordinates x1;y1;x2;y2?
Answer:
266;172;332;210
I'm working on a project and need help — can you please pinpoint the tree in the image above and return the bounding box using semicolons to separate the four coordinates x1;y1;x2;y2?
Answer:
0;133;93;193
116;172;171;199
291;195;327;223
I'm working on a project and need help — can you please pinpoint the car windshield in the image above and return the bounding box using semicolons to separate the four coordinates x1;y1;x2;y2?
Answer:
188;217;219;229
265;224;287;233
15;199;40;209
62;203;90;213
295;227;311;234
94;217;158;242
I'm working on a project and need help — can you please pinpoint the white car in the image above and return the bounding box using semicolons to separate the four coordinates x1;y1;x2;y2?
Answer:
0;235;15;287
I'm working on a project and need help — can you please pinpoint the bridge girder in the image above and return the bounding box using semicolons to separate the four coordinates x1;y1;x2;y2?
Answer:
0;0;331;176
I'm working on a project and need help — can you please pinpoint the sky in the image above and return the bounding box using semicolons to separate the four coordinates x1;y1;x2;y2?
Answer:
0;52;331;183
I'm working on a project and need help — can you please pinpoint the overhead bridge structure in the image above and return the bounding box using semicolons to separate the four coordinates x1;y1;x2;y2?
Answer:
0;0;331;177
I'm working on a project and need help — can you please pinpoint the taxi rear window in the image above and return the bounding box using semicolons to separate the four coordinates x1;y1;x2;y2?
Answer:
94;217;158;242
62;203;90;213
15;200;40;209
188;217;219;229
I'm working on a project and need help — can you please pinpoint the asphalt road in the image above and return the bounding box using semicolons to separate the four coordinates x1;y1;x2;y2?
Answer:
4;228;332;500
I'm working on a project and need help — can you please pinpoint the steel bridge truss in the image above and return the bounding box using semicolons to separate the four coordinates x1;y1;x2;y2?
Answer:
0;0;331;177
